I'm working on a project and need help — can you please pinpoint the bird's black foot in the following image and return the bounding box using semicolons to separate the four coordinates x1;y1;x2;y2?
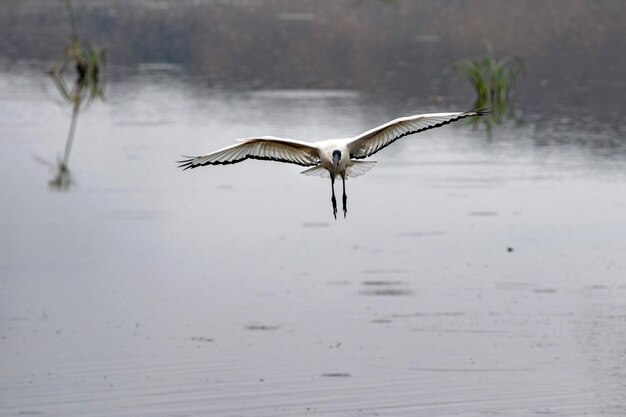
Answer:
342;193;347;218
331;195;337;220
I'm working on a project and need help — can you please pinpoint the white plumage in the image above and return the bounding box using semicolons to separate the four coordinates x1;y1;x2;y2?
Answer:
179;110;483;218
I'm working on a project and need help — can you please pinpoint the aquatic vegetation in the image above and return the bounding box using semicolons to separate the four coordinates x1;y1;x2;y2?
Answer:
48;0;105;181
48;161;74;191
32;154;74;191
451;44;525;136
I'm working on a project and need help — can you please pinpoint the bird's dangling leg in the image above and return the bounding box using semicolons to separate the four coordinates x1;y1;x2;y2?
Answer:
330;176;337;220
342;176;347;218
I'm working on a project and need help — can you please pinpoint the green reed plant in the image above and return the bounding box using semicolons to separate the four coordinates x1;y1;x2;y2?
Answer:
48;0;105;184
451;44;524;136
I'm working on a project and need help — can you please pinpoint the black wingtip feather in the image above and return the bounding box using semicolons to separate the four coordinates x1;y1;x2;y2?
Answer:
470;108;490;116
177;156;196;170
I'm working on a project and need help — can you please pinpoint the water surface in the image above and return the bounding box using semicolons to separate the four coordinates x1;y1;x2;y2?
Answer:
1;64;626;416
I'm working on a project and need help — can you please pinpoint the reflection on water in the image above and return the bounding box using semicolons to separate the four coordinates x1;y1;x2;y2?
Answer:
321;373;351;378
245;324;281;331
1;65;626;416
359;279;414;297
32;154;75;191
48;161;73;190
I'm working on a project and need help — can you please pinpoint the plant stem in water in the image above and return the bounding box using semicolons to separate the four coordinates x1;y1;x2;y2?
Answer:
63;106;80;167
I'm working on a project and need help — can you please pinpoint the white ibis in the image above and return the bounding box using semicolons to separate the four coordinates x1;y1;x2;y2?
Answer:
179;110;483;219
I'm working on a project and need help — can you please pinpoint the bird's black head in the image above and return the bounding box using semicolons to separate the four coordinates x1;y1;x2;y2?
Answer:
332;150;342;165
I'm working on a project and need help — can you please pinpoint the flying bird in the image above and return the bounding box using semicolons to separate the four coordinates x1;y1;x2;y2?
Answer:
179;110;483;219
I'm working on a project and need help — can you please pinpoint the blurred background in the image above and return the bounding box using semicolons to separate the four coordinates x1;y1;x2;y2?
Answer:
2;0;625;112
1;1;625;416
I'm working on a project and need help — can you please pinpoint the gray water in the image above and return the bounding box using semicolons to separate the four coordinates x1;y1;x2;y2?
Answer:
1;64;626;416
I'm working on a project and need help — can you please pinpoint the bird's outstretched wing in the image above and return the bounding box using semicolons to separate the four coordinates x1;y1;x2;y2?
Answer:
346;111;484;159
178;136;321;170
